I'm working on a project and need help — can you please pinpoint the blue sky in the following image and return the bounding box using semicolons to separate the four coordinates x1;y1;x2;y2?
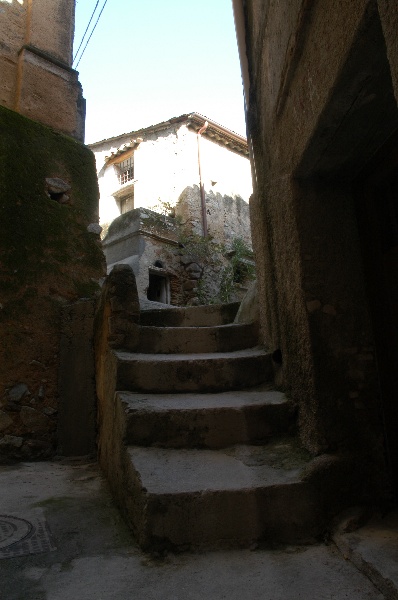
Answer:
73;0;246;144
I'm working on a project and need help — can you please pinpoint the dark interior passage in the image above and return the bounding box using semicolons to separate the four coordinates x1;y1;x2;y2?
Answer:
147;272;169;303
355;130;398;498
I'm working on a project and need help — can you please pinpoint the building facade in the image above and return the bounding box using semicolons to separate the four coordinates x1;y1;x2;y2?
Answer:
90;114;254;304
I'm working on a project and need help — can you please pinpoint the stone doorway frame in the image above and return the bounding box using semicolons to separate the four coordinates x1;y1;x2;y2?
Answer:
292;6;398;496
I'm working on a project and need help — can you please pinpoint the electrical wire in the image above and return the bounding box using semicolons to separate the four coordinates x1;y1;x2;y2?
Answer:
74;0;109;69
73;0;100;64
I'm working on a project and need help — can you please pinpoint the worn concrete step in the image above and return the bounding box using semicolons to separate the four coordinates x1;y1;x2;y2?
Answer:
122;440;333;551
115;348;273;393
332;510;398;600
119;387;295;448
134;322;258;354
139;302;240;328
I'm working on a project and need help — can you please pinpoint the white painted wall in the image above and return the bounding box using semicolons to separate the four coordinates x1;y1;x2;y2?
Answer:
199;134;253;199
92;123;252;229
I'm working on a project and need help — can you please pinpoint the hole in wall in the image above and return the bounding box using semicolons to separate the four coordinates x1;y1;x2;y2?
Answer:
45;178;71;204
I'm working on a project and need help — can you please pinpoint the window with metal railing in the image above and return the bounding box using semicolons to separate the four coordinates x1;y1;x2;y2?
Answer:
116;155;134;185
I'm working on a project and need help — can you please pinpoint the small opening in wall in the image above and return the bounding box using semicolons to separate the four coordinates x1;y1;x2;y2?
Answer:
48;191;64;201
272;349;282;365
147;272;170;303
154;260;164;268
45;178;71;204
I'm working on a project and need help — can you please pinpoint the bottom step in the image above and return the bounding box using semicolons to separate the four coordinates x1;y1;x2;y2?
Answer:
121;440;342;551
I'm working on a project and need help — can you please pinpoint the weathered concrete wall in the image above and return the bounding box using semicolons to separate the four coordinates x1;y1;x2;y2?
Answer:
240;0;397;498
102;209;182;304
0;106;105;461
0;0;84;140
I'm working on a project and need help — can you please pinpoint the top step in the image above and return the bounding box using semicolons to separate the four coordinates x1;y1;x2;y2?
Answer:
140;302;240;328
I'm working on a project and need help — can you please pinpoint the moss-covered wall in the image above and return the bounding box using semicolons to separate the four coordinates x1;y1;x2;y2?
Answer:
0;106;105;460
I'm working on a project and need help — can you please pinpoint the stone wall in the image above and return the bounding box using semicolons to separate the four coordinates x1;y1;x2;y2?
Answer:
176;186;253;304
176;185;251;248
0;0;84;140
0;106;105;461
239;0;398;499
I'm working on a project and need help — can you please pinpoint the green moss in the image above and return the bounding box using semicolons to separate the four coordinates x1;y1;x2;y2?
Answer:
0;106;105;304
73;278;101;298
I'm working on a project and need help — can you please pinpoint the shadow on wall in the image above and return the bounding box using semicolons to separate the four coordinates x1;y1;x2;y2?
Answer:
0;106;105;462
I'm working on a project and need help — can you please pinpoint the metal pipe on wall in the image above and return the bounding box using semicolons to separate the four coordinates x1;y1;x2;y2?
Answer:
197;121;209;237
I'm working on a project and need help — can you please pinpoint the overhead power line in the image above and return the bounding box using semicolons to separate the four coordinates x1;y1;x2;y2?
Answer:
73;0;109;69
73;0;100;64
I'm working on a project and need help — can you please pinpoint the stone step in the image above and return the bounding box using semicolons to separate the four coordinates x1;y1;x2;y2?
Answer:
140;302;240;328
133;322;258;354
115;348;273;393
121;440;335;551
119;387;295;448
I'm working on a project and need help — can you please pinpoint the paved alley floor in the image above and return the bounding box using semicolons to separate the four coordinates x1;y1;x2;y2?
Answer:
0;460;386;600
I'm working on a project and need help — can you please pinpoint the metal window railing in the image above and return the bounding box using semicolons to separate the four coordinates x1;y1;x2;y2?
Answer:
118;167;134;185
117;156;134;185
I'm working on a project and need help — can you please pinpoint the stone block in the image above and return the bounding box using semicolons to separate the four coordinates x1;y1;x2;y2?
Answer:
0;411;13;432
20;407;50;432
0;435;23;449
6;383;30;403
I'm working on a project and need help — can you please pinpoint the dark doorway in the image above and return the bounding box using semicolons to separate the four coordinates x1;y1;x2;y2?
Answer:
147;272;170;303
355;130;398;498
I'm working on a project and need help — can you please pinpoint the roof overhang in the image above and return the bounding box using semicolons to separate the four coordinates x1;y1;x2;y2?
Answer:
90;113;249;164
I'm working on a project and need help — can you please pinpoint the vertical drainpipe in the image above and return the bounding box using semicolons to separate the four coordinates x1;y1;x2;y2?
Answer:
197;121;209;237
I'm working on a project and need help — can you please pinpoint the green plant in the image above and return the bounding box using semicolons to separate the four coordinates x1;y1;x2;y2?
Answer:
178;230;223;263
218;265;235;303
195;277;209;304
147;200;256;305
143;201;181;239
229;237;255;283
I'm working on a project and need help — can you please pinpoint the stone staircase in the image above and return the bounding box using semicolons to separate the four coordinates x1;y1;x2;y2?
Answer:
96;274;355;552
